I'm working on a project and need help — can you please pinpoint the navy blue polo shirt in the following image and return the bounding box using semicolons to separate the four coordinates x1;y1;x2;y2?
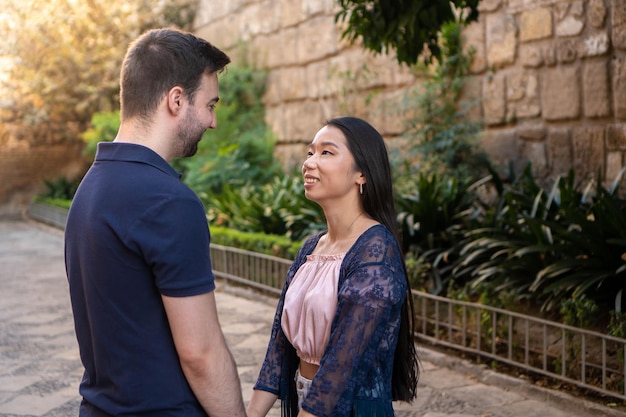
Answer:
65;142;215;416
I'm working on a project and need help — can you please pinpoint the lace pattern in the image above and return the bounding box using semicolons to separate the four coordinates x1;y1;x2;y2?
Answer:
254;225;406;417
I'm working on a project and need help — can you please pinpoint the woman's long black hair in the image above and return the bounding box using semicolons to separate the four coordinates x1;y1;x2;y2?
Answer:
326;116;419;402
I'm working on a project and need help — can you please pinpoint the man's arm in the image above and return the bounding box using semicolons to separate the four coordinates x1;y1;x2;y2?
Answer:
162;291;246;417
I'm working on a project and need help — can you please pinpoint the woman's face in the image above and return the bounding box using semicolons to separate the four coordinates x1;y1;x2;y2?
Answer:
301;125;362;203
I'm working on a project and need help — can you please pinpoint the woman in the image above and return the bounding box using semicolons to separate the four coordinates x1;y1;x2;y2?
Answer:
247;117;419;417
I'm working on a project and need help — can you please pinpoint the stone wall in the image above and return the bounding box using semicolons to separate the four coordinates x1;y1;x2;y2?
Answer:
193;0;419;171
193;0;626;187
0;124;85;217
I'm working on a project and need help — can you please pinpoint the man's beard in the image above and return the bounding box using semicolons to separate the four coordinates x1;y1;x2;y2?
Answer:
176;108;206;158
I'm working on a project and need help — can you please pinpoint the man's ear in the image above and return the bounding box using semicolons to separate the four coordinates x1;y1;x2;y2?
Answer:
167;86;185;115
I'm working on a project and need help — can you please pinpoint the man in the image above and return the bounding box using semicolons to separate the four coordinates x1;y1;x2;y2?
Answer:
64;28;246;417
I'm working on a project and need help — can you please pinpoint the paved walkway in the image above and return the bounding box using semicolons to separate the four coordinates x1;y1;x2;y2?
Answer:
1;219;625;417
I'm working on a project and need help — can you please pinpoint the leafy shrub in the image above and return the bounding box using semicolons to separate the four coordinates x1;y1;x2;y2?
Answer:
176;65;282;194
396;172;483;293
39;177;80;200
453;164;626;315
204;174;325;241
210;226;303;259
392;20;489;186
79;64;281;196
80;110;120;160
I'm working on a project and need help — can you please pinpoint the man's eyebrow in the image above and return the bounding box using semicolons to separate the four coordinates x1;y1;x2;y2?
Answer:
210;96;220;103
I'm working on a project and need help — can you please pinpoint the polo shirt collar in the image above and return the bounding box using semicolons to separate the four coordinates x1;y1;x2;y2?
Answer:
94;142;182;179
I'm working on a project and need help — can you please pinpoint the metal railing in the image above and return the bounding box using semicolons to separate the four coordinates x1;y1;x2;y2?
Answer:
414;292;626;401
210;243;291;296
210;243;626;402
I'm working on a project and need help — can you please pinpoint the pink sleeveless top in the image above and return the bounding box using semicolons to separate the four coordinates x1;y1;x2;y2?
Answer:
281;254;342;365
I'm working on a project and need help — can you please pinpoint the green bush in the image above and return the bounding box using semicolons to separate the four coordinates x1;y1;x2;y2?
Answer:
39;177;80;200
80;110;120;160
396;172;483;293
176;65;282;194
205;174;325;242
210;226;303;259
393;20;489;186
452;165;626;316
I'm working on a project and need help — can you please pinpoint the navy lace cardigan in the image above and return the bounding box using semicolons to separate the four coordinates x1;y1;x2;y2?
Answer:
253;224;407;417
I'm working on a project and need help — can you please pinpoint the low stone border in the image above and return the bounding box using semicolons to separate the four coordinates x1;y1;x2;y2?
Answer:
28;202;68;229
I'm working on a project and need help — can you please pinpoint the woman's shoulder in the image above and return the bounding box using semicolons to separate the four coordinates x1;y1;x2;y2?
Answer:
348;224;401;261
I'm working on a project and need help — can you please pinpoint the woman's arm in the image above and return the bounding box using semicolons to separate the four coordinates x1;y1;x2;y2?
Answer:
247;389;278;417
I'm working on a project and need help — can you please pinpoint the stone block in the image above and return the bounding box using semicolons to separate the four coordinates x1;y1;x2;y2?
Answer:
296;16;339;63
556;16;585;38
275;142;309;172
194;0;233;25
589;0;607;28
506;71;540;119
279;67;308;101
263;69;282;105
265;29;299;67
543;45;557;66
520;44;544;67
478;129;520;175
541;66;580;120
306;59;333;99
606;151;624;182
463;20;487;73
239;2;281;38
606;124;626;150
557;39;578;63
546;128;573;178
478;0;502;12
519;138;549;179
194;18;241;51
517;125;546;141
572;126;605;180
519;8;552;42
583;60;611;118
613;57;626;120
611;0;626;49
266;105;286;140
302;0;336;16
283;101;330;141
486;12;518;68
584;32;610;57
482;73;507;125
281;0;305;28
460;75;484;122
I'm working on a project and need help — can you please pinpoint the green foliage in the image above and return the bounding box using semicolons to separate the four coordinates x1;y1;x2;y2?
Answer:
560;296;600;329
450;165;626;316
394;20;488;185
209;226;303;259
34;197;73;210
335;0;479;66
39;177;80;200
396;172;482;293
204;175;325;242
80;110;120;159
176;65;282;193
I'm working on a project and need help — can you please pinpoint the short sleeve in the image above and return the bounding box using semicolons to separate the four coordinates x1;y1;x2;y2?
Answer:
127;194;216;297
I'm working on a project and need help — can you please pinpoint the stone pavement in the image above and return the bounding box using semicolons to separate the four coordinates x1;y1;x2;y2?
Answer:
1;218;626;417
